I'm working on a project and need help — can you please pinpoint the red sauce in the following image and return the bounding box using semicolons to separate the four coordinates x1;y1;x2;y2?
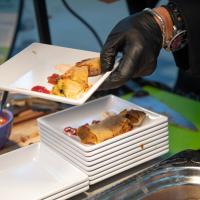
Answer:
64;126;77;136
31;85;50;94
47;73;60;85
0;117;8;126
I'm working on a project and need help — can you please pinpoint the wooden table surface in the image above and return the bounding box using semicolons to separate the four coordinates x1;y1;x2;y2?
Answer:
0;109;44;155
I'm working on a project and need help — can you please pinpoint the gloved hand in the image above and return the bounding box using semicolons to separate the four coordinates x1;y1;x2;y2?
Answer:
99;11;163;90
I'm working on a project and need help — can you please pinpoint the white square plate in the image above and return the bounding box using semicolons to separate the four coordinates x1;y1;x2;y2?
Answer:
42;133;168;173
0;43;112;105
42;140;168;184
38;95;168;152
39;122;168;158
40;126;168;165
0;143;88;200
44;182;89;200
89;148;169;185
55;186;88;200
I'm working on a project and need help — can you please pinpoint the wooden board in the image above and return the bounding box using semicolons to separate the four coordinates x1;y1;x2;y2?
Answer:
9;118;40;147
0;109;46;155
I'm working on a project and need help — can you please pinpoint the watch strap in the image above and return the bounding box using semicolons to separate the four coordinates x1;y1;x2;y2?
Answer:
162;2;186;31
161;2;188;52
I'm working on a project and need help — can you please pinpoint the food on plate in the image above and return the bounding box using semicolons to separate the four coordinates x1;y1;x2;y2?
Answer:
31;86;50;94
47;73;60;85
64;126;77;136
77;109;146;144
51;66;90;99
119;109;146;126
61;66;89;85
75;57;101;76
51;57;101;99
31;57;101;99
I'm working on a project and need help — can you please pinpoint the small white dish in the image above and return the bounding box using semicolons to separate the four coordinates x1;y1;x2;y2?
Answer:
44;182;89;200
89;146;169;181
42;140;168;184
0;143;88;200
0;43;112;105
38;95;168;152
42;135;168;173
55;186;88;200
39;122;168;158
40;127;168;166
89;148;169;185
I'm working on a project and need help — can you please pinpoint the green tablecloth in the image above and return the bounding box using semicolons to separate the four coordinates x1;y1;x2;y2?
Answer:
123;86;200;156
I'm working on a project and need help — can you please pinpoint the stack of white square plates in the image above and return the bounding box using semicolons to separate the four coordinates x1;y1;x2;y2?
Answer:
0;143;89;200
38;95;169;185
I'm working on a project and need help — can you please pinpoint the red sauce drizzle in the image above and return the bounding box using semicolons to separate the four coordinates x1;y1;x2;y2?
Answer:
31;85;50;94
64;126;77;136
47;73;60;85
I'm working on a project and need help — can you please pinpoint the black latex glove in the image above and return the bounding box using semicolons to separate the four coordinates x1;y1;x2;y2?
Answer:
99;11;162;90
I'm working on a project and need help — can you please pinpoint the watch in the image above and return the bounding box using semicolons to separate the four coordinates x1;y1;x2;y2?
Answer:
162;2;188;52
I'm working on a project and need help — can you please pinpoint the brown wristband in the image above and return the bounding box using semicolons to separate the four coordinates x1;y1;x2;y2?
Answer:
153;7;173;44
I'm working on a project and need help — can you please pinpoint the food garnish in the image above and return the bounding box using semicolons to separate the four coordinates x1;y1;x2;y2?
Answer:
31;57;101;99
31;86;50;94
47;73;60;85
63;109;146;144
64;126;77;136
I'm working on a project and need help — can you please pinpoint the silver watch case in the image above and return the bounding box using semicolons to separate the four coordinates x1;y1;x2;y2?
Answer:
165;26;187;52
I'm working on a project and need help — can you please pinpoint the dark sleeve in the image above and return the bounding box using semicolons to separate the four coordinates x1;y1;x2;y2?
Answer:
171;0;200;77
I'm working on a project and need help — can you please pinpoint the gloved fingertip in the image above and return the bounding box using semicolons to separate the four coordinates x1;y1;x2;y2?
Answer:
100;54;115;73
97;80;110;91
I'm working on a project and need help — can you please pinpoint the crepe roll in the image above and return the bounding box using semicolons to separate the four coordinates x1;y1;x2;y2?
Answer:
77;115;133;144
75;57;101;76
119;109;146;126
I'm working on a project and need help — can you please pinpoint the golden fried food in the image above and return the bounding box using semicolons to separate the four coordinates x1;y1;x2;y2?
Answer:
75;57;101;76
51;66;89;99
77;109;146;144
62;66;88;84
62;79;87;99
119;109;146;126
51;57;101;99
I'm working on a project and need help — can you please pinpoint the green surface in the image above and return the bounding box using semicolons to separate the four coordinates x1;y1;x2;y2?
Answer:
123;86;200;156
0;47;9;64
